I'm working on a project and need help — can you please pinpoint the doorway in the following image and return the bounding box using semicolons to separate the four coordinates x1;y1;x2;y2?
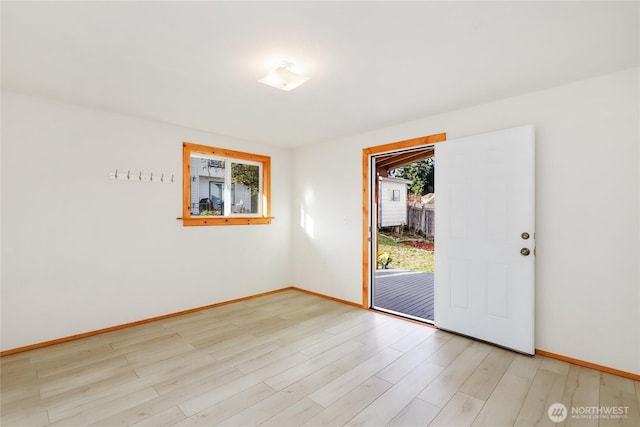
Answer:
361;133;446;314
371;147;436;322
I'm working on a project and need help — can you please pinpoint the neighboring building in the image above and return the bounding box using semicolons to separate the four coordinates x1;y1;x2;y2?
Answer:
190;157;253;215
378;176;412;227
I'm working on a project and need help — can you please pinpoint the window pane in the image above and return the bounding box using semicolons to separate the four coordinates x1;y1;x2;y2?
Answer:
190;155;225;216
231;162;260;214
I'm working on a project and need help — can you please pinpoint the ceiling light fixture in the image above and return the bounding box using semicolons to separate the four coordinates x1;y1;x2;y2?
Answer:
258;61;310;91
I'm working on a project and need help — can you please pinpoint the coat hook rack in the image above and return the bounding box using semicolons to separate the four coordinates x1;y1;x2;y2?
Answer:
109;169;175;183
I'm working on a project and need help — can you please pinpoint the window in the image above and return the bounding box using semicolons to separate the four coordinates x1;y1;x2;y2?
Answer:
391;189;401;201
182;142;272;226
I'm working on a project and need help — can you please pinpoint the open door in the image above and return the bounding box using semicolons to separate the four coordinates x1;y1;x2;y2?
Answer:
435;125;535;354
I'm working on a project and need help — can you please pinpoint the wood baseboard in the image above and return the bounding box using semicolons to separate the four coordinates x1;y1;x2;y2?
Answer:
3;287;639;382
290;286;362;308
534;349;640;381
0;287;293;357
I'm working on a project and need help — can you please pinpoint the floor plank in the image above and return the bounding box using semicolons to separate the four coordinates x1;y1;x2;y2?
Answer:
348;360;443;426
1;289;638;427
129;406;186;427
514;367;567;426
429;392;485;427
387;397;441;426
308;347;403;407
470;354;542;426
562;365;601;427
598;372;640;427
459;346;515;401
170;383;275;427
418;341;492;408
375;331;454;384
302;376;392;427
218;364;344;426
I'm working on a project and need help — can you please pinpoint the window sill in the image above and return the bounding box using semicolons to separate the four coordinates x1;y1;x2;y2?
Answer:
178;217;273;226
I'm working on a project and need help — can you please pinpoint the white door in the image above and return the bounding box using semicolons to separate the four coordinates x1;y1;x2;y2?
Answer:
435;125;535;354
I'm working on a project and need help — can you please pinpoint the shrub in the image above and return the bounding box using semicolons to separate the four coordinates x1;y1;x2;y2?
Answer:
377;252;392;269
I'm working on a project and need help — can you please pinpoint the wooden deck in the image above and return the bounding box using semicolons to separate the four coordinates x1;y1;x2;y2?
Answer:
372;269;434;322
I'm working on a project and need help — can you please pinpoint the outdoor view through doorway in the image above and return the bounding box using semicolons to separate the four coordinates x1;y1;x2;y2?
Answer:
372;146;436;323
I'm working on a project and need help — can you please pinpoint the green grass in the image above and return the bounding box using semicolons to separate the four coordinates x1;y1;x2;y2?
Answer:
377;234;434;273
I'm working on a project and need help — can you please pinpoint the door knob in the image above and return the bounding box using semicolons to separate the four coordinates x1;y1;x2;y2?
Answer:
521;232;530;240
520;248;530;256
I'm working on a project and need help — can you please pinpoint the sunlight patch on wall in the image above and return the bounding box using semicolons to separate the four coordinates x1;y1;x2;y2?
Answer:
300;185;316;238
300;206;315;239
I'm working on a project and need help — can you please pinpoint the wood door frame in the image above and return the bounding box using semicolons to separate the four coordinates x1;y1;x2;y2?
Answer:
361;133;447;308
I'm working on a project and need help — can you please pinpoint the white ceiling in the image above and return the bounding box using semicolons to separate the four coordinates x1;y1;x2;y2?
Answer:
2;1;638;148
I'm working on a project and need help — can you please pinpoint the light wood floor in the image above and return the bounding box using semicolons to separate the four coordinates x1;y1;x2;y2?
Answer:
2;290;639;426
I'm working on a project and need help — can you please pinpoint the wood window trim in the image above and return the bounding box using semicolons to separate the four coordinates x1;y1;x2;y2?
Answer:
361;133;446;308
182;142;272;226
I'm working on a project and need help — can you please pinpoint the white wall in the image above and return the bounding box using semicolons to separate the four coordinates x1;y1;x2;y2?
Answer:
0;90;292;351
291;68;640;375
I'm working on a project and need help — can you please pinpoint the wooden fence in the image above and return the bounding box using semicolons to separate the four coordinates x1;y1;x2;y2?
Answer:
407;204;435;239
